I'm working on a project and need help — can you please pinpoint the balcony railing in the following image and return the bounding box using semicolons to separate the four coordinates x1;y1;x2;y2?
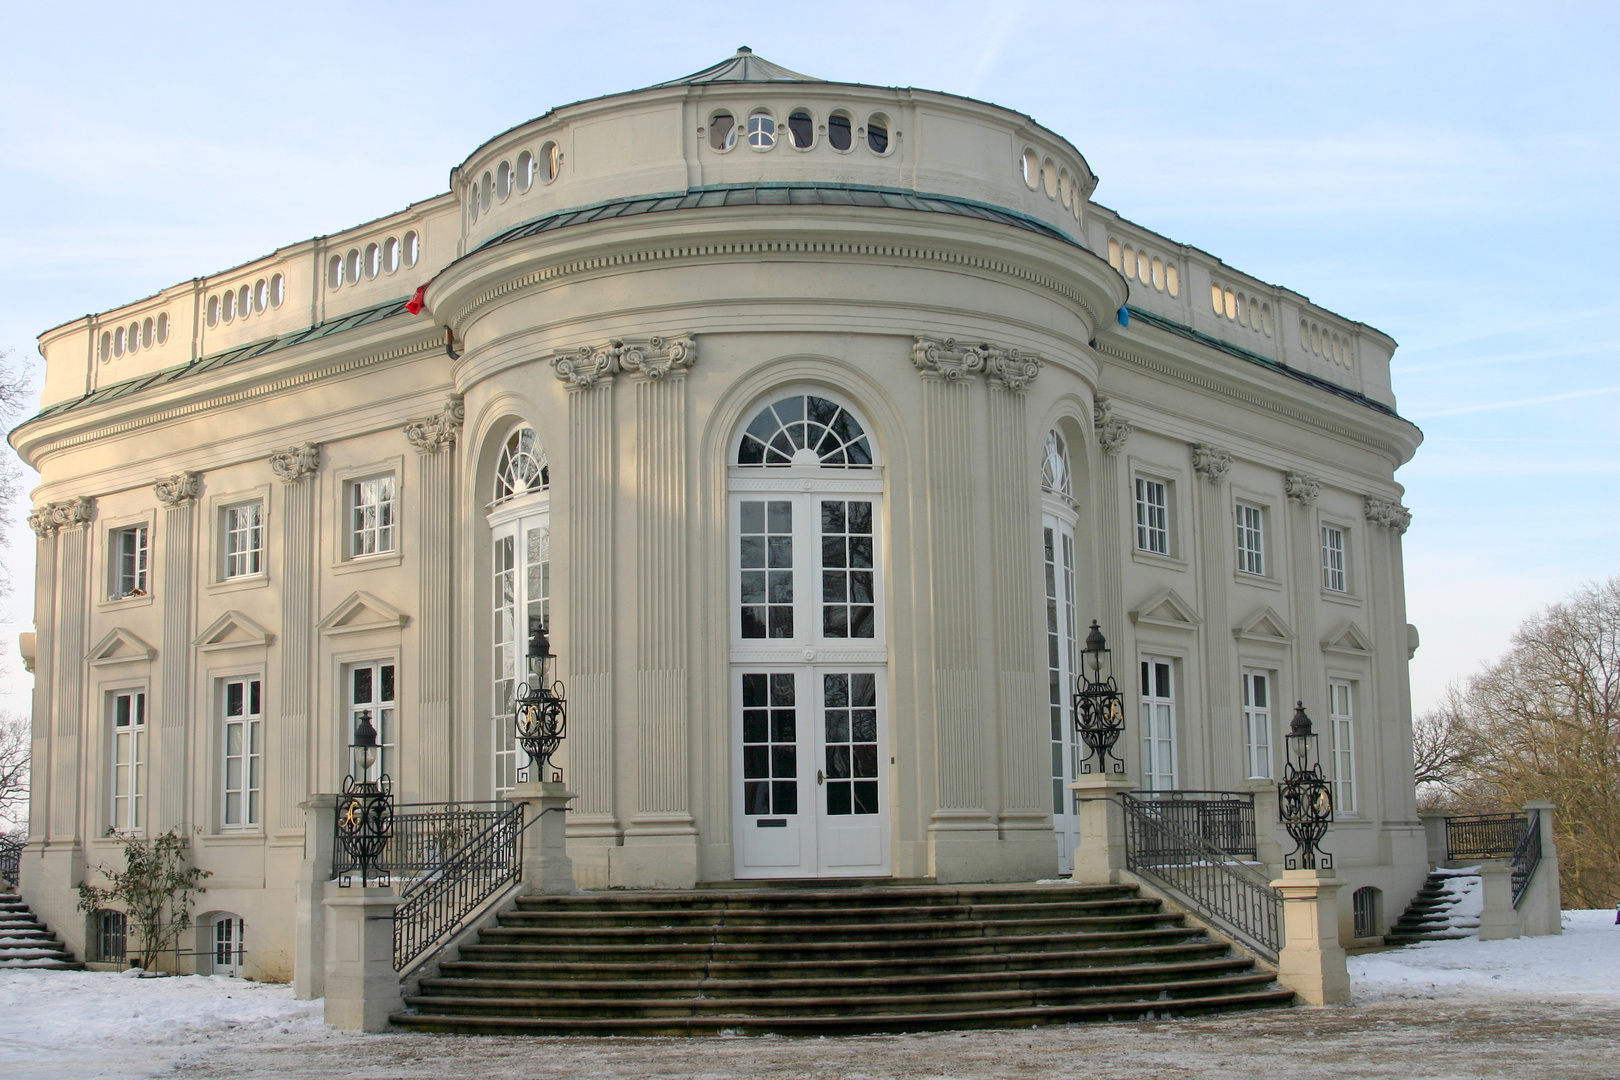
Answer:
1446;813;1528;861
1127;790;1257;859
332;801;508;884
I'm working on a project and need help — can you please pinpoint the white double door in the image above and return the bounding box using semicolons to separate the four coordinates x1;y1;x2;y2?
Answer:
732;665;890;878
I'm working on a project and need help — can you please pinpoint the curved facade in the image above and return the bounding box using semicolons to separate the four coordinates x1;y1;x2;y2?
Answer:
13;50;1423;981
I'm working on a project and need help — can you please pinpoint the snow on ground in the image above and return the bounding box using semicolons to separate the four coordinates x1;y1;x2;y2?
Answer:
1350;908;1620;1002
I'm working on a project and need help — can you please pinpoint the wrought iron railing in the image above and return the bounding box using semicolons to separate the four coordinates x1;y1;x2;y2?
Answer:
392;802;524;972
1445;813;1528;861
0;834;20;888
333;801;508;884
1119;792;1281;962
1511;810;1541;909
1126;790;1257;859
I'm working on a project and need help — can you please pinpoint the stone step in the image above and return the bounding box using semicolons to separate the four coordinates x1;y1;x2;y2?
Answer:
509;883;1141;912
0;893;84;971
499;897;1162;928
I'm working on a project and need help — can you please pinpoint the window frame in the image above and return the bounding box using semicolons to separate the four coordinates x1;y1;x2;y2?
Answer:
1134;474;1171;557
1240;668;1274;779
1235;500;1266;577
110;523;149;601
109;687;148;835
345;660;398;784
218;498;267;583
348;473;398;560
1139;655;1178;791
1329;679;1356;815
219;675;264;831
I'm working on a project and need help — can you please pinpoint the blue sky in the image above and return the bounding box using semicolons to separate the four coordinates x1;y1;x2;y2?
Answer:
0;1;1615;716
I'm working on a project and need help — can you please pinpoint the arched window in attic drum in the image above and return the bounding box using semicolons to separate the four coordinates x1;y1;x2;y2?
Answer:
736;394;873;467
493;426;549;503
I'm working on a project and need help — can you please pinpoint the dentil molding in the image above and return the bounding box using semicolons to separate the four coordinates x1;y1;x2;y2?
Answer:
269;443;321;483
550;336;697;390
1284;471;1322;506
153;471;200;507
1364;495;1412;533
1093;395;1132;454
28;496;93;537
403;394;466;454
1190;443;1233;484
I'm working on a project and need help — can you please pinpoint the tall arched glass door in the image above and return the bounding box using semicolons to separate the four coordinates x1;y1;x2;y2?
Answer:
488;425;550;796
730;393;888;878
1041;429;1083;874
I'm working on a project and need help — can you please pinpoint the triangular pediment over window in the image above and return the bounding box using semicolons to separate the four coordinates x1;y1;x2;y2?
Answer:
317;591;410;637
1233;606;1294;645
1129;588;1202;632
1322;620;1374;656
88;627;157;667
193;610;274;652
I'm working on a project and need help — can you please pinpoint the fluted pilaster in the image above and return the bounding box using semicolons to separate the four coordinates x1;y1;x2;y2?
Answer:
155;473;198;832
1091;396;1130;732
1192;444;1234;786
40;499;92;840
1285;473;1323;726
406;400;461;804
27;517;57;842
275;445;318;830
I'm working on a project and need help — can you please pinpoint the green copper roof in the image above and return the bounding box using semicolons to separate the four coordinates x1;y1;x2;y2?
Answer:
653;46;818;86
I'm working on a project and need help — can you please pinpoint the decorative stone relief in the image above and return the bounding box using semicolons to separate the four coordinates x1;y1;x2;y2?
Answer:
153;471;200;507
1093;395;1132;455
1364;495;1412;533
551;336;697;389
1284;471;1322;507
269;443;320;483
911;337;987;382
29;496;94;536
403;394;466;454
1190;443;1233;484
985;348;1042;393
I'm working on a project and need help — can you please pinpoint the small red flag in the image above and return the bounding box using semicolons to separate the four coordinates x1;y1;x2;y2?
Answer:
405;285;428;315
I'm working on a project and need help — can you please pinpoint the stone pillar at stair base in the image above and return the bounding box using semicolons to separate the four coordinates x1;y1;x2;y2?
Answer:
1518;800;1562;937
323;888;403;1032
1417;808;1451;869
1271;869;1350;1006
507;781;576;895
1476;858;1521;941
1238;778;1286;877
294;795;337;1000
1070;774;1135;885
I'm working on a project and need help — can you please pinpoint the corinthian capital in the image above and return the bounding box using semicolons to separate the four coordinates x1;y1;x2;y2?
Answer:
154;471;200;507
269;443;320;483
403;395;465;454
619;336;697;380
1093;395;1132;455
985;348;1042;393
911;337;989;382
1364;495;1412;533
551;336;696;389
1190;443;1233;484
27;506;55;538
1284;471;1322;507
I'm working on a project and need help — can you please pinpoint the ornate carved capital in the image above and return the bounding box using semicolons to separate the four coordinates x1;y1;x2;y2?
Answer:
154;471;200;507
551;336;696;389
403;394;465;454
911;337;988;382
1190;443;1233;484
31;496;94;536
27;506;55;538
269;443;320;483
985;348;1042;393
1284;471;1322;507
1093;395;1133;455
1364;495;1412;533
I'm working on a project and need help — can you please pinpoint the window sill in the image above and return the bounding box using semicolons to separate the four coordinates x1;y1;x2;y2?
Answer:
1321;589;1363;607
208;573;270;594
332;549;403;576
1233;570;1282;592
1130;548;1188;572
97;592;155;612
204;831;266;843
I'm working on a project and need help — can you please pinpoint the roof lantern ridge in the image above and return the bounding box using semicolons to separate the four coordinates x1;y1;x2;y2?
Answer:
654;46;820;86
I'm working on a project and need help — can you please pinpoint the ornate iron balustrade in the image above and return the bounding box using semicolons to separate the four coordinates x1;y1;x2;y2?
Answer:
0;834;20;887
1511;810;1541;909
1119;792;1281;962
1127;790;1257;859
333;801;508;884
393;802;524;972
1446;813;1528;861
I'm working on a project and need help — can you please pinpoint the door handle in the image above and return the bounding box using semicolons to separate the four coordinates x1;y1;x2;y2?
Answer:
817;770;825;785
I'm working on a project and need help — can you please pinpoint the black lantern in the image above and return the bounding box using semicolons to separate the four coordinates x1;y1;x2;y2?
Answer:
514;619;567;782
336;710;394;888
1072;621;1127;775
1278;701;1334;870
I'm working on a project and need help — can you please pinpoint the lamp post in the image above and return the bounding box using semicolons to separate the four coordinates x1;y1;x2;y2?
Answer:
513;619;567;782
1072;621;1127;775
336;710;393;888
1278;701;1334;870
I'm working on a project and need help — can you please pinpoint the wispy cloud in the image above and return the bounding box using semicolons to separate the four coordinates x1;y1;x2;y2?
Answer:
964;1;1029;97
1409;385;1620;419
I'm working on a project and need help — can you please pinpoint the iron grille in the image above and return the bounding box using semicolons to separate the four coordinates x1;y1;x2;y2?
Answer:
332;801;508;884
1445;813;1528;861
392;802;524;972
0;834;19;888
1511;810;1541;909
1126;790;1257;858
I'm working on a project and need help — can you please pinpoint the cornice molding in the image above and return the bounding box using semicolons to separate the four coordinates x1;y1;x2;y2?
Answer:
550;336;697;390
28;496;93;537
153;471;200;507
403;394;465;454
269;443;320;483
1190;443;1233;484
1364;495;1412;533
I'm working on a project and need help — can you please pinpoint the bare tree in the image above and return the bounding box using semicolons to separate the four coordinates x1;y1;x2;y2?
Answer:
1413;683;1480;798
0;347;32;597
0;713;27;830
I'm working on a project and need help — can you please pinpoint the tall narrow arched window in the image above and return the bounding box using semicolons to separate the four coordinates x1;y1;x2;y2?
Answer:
487;424;550;797
1040;428;1083;873
728;390;888;881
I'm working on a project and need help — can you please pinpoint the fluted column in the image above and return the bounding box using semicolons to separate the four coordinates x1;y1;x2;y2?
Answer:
154;473;199;832
404;399;463;805
911;339;992;831
1364;495;1413;822
984;350;1047;825
38;498;92;840
1192;443;1234;787
1284;472;1324;718
623;340;697;831
271;444;319;831
1091;396;1133;686
25;509;59;842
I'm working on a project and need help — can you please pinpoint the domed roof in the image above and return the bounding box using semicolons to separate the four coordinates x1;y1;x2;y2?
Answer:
653;46;819;86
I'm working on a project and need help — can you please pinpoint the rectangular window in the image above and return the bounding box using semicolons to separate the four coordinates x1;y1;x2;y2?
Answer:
111;525;148;599
1140;657;1176;790
820;500;874;639
822;672;879;815
110;690;147;833
1045;524;1080;816
493;535;517;795
1241;670;1273;779
221;677;263;829
350;476;396;558
1235;503;1265;575
1330;680;1356;814
223;501;265;579
348;662;396;782
1135;478;1169;555
1322;526;1347;592
741;672;797;815
739;500;793;639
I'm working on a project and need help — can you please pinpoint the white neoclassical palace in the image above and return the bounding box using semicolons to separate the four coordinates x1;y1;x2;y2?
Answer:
12;49;1425;982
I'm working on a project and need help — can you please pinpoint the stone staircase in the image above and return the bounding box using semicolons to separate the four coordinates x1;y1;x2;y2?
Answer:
0;892;84;970
394;881;1294;1035
1385;869;1480;946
